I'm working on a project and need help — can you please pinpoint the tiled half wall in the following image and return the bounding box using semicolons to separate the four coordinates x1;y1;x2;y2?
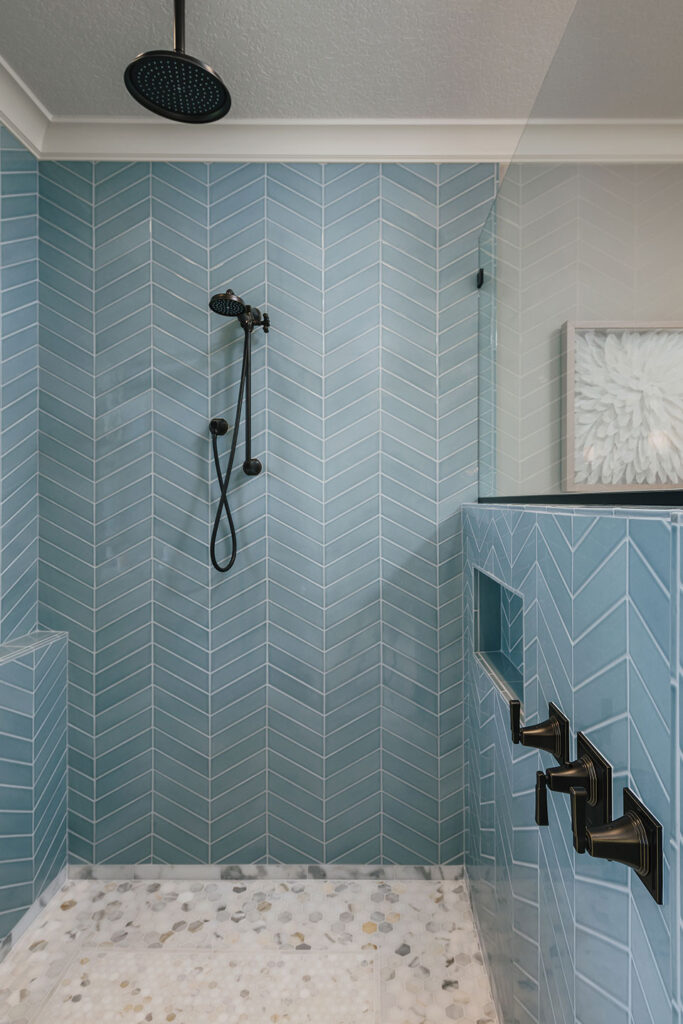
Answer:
464;503;682;1024
0;630;68;941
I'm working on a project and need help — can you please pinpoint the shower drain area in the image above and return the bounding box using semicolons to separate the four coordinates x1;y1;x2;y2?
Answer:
0;878;498;1024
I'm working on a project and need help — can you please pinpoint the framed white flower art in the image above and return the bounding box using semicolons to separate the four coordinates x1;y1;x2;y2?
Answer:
562;322;683;492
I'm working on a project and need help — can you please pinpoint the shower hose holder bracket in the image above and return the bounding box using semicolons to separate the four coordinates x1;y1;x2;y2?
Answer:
243;457;263;476
209;418;229;437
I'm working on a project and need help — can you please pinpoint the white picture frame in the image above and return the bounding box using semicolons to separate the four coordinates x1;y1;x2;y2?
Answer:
562;321;683;492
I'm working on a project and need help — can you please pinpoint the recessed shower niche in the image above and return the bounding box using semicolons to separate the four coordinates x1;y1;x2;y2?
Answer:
474;568;524;703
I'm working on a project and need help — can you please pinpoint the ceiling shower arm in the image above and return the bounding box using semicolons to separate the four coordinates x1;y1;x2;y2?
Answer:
174;0;185;53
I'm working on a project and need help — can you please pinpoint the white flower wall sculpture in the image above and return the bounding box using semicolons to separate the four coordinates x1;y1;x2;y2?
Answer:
573;329;683;487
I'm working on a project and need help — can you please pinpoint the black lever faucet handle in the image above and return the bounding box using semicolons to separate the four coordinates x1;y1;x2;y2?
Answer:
546;756;594;799
585;811;648;875
535;771;549;827
520;716;561;759
583;789;662;904
570;786;587;853
509;701;569;765
510;700;521;744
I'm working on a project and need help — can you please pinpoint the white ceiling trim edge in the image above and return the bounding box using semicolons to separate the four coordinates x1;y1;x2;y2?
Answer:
0;55;50;155
42;118;527;162
1;56;683;163
18;116;683;163
517;119;683;163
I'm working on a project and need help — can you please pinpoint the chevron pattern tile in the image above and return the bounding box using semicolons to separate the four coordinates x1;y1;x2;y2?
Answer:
152;162;209;864
625;516;673;1024
210;163;267;863
0;131;39;643
265;163;324;862
37;158;96;864
0;646;35;939
380;164;438;863
324;164;380;863
6;140;492;870
32;634;68;898
0;631;67;943
95;162;153;863
437;164;495;863
465;504;680;1024
477;208;496;497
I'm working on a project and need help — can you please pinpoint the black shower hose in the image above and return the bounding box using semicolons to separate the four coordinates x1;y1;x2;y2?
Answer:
209;330;250;573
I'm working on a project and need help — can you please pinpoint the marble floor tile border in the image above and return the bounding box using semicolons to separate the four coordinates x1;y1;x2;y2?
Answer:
67;863;465;882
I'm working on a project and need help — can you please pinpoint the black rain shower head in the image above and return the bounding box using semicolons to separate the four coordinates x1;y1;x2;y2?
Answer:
124;0;231;124
209;289;246;318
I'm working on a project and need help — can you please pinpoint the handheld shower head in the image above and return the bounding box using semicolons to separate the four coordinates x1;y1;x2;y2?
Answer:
209;289;246;318
208;286;270;572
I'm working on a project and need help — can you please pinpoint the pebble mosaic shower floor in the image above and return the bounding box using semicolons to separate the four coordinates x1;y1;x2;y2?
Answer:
0;878;497;1024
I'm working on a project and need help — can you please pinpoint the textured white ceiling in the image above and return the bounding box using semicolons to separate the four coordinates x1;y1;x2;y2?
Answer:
0;0;578;119
531;0;683;119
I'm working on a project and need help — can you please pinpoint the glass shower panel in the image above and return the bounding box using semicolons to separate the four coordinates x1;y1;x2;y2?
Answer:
477;0;683;499
477;207;496;497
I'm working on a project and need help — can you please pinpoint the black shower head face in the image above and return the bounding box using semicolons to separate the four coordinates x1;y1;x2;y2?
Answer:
124;50;231;124
209;289;246;318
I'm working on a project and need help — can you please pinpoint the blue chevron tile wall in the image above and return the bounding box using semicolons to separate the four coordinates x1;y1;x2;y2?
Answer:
0;117;499;871
0;128;39;643
37;157;97;864
0;631;67;943
464;503;682;1024
28;154;494;866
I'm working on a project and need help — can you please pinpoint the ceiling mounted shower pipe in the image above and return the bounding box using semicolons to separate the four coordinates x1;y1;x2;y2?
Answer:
174;0;185;53
124;0;232;123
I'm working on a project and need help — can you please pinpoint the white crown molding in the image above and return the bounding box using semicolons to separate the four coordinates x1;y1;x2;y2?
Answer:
26;116;683;164
1;55;683;163
0;55;50;156
516;119;683;163
40;117;526;162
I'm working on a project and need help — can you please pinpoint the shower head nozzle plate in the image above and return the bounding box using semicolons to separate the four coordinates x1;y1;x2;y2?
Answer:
209;290;247;318
124;50;231;123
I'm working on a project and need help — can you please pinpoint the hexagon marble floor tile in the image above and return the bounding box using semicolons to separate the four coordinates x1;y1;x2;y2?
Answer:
0;878;498;1024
